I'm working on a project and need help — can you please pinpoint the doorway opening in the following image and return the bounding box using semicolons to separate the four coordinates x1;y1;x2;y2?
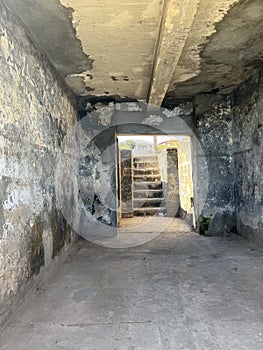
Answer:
117;134;195;230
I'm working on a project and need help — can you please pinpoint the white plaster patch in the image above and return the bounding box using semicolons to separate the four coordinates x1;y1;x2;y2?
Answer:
116;102;142;112
0;135;5;147
163;109;176;118
142;115;163;126
3;190;19;211
3;220;14;237
97;107;113;126
0;158;6;170
0;32;9;60
19;190;32;205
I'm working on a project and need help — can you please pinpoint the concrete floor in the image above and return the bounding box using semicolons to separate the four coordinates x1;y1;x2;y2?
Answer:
0;218;263;350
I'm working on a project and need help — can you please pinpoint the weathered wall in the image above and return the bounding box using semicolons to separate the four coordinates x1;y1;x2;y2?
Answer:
194;95;235;235
78;104;117;234
158;138;194;224
232;70;263;246
194;75;263;242
0;3;77;324
166;149;180;217
177;138;194;226
120;150;133;218
158;148;180;217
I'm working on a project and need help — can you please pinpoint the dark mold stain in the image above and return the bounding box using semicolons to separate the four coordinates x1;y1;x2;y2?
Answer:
111;76;118;82
48;113;65;148
29;216;45;276
50;208;71;258
85;86;95;92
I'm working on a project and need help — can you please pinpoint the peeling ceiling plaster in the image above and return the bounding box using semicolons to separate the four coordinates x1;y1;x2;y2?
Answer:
5;0;263;103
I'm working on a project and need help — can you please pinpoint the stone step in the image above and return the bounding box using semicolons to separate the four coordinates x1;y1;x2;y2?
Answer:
134;161;159;169
133;189;163;198
133;197;164;203
133;181;163;190
133;175;161;181
133;168;160;175
133;156;159;164
133;207;166;216
133;199;164;208
134;154;159;159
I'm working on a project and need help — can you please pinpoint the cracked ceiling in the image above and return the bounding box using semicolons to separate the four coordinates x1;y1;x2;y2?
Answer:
5;0;263;106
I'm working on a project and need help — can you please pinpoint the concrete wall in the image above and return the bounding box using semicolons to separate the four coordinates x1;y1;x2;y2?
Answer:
194;95;235;235
166;149;180;217
0;3;77;324
232;70;263;246
193;71;263;242
158;148;180;217
158;139;194;224
177;139;194;226
78;103;117;235
120;150;133;218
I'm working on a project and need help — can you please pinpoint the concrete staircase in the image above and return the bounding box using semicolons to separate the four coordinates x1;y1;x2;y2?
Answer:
133;155;166;216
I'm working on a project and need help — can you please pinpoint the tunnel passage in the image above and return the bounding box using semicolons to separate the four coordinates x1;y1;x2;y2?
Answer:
0;0;262;337
63;108;203;241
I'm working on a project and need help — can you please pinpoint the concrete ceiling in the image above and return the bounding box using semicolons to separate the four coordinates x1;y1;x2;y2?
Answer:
5;0;263;106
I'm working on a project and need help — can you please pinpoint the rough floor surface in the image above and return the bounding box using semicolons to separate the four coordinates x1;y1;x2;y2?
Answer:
0;219;262;350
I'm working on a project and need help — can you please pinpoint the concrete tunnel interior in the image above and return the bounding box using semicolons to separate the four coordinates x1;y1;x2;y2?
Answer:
0;0;263;348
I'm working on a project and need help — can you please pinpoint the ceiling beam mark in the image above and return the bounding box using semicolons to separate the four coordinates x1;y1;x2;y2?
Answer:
147;0;200;107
